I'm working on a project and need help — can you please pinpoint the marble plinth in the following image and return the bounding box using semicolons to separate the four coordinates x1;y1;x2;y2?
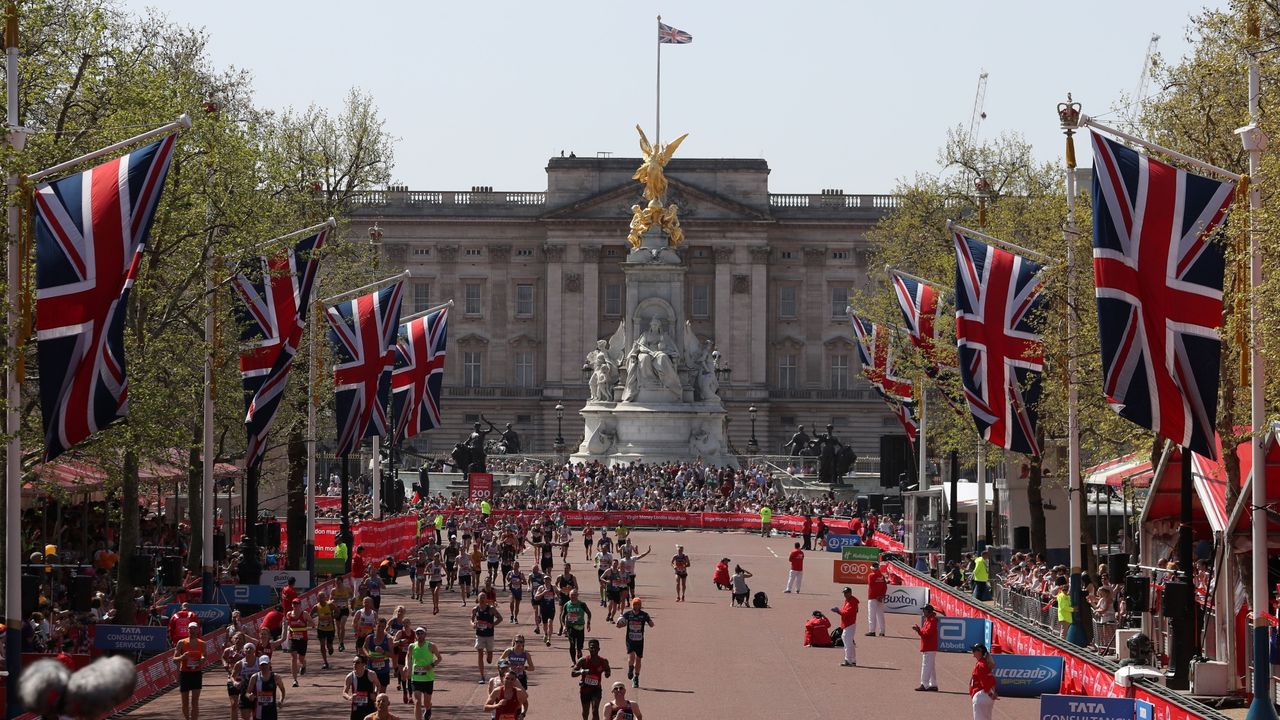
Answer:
570;400;737;468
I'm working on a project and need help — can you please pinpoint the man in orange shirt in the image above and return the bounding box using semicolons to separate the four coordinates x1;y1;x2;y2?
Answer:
174;622;206;720
830;587;859;667
169;602;199;645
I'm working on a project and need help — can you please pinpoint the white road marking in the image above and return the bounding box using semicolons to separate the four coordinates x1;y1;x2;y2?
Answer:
767;546;778;558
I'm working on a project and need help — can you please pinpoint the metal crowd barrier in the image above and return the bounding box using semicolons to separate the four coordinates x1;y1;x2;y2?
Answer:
995;581;1121;656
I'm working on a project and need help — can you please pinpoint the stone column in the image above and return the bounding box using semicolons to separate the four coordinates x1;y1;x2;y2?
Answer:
748;245;771;386
802;246;826;386
581;245;601;356
437;244;459;303
543;244;566;384
713;245;733;346
488;244;512;380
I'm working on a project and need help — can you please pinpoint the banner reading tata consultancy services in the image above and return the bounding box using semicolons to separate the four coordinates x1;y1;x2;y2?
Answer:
1038;694;1139;720
993;654;1063;697
882;585;929;614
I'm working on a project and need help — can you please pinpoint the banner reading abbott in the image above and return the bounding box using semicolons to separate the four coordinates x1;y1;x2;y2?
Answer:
936;616;993;653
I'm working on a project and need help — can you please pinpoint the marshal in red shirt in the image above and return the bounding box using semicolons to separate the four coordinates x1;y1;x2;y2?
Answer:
788;548;804;572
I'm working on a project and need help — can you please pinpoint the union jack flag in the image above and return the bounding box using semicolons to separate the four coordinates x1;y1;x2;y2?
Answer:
850;314;918;443
658;21;693;44
891;271;943;362
1091;131;1234;458
326;282;403;456
953;231;1046;456
33;135;176;460
392;305;449;443
231;229;327;468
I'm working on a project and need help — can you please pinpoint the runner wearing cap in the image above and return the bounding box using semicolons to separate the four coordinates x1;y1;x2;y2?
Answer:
246;655;286;720
912;603;939;691
344;656;383;720
487;657;511;696
174;622;205;720
670;546;691;602
506;561;526;625
332;576;354;652
601;681;643;720
482;671;528;720
571;638;611;720
615;597;654;688
405;627;441;720
282;600;312;687
831;586;859;667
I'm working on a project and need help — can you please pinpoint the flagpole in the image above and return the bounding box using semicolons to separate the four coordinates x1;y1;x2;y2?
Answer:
1058;96;1087;647
947;220;1055;264
399;298;454;325
372;436;382;520
1079;114;1243;183
321;270;411;306
201;166;217;605
4;4;23;717
655;14;662;146
887;266;951;291
918;388;929;491
1239;4;1275;717
28;114;191;183
306;300;318;574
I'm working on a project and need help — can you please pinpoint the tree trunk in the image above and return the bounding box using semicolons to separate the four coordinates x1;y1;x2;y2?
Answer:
115;449;140;623
286;424;306;570
186;418;202;574
1028;456;1047;556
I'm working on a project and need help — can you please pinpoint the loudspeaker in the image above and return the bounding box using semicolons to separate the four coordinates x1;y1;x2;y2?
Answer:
253;522;269;547
213;533;226;563
1012;526;1031;551
1124;575;1151;614
265;522;281;549
69;574;94;612
160;555;183;586
21;573;40;615
1162;581;1192;618
127;554;154;586
856;496;869;515
879;435;914;488
1107;553;1130;583
867;494;885;513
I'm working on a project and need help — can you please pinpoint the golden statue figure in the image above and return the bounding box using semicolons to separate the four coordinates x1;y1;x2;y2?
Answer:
633;125;688;203
659;203;684;247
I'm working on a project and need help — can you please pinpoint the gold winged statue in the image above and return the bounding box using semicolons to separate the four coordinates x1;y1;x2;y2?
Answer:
633;125;688;203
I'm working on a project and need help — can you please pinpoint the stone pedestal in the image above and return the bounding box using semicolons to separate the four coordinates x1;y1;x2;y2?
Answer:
571;400;736;468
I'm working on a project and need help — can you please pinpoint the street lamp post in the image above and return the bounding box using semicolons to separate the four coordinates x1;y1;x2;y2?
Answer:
554;403;566;455
747;406;759;454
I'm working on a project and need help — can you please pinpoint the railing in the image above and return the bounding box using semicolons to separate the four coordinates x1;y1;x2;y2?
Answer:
442;385;545;398
744;453;881;478
351;190;547;208
768;193;902;209
994;581;1126;657
766;387;873;400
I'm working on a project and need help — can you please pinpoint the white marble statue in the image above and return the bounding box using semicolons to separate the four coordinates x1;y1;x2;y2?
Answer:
693;338;720;401
623;317;683;401
586;339;620;402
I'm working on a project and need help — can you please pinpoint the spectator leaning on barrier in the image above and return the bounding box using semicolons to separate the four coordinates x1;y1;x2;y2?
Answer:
972;548;991;601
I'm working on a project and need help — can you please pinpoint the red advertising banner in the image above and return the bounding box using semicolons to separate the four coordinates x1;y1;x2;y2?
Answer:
468;472;494;500
832;559;873;584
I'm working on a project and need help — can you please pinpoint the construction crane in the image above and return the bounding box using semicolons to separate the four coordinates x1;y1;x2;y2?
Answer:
968;71;989;145
1125;33;1160;129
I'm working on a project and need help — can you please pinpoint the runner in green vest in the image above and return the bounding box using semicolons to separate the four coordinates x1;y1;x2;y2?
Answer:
561;589;593;663
760;505;773;537
405;627;442;720
480;499;492;517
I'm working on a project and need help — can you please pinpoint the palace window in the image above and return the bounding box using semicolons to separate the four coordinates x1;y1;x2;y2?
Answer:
463;351;483;387
831;286;850;318
413;282;431;313
464;282;483;315
832;250;850;260
779;286;797;319
830;354;850;390
605;284;623;317
779;354;797;389
464;248;483;257
515;248;534;258
691;284;710;319
515;283;535;317
412;247;431;257
514;351;535;387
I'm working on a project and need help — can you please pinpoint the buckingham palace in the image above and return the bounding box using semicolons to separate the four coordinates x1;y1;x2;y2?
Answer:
347;155;904;457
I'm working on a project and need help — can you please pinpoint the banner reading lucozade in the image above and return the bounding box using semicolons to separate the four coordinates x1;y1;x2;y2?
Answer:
866;537;1220;720
992;654;1063;697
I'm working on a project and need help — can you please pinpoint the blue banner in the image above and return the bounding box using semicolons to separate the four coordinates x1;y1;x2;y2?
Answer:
94;624;170;653
993;654;1063;697
825;534;862;552
164;603;231;626
1133;700;1153;720
1039;694;1137;720
219;584;276;606
936;617;993;653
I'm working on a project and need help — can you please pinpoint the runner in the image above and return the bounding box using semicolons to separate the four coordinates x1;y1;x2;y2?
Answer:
603;559;626;622
364;617;396;690
499;634;536;689
352;597;378;652
364;571;386;611
245;655;286;720
593;545;614;608
562;589;592;663
229;643;257;720
223;640;249;720
533;578;558;646
506;561;526;625
499;540;517;590
405;627;441;720
312;592;337;669
602;681;643;720
571;638;611;720
485;540;501;586
281;599;312;687
471;593;504;683
597;529;613;556
174;621;205;720
443;539;460;592
557;523;573;562
332;575;354;652
619;546;651;604
425;553;444;615
554;563;579;636
388;607;411;701
363;692;403;720
482;671;528;720
457;550;474;606
411;552;427;603
582;525;595;561
614;597;654;688
343;655;383;720
670;545;691;602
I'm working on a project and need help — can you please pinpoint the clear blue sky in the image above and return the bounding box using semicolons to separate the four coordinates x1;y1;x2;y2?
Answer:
125;0;1223;194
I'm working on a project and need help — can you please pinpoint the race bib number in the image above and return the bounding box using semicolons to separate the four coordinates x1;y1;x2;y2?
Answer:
583;676;600;686
259;696;274;706
290;630;305;640
353;691;369;704
413;665;430;676
476;621;491;631
567;611;581;623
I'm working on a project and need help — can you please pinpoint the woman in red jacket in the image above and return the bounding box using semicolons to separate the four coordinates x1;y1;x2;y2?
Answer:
803;611;833;647
713;558;731;591
969;643;997;720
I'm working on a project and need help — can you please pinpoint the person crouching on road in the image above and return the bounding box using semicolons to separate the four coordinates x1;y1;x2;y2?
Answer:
912;603;939;691
831;587;859;667
803;611;832;647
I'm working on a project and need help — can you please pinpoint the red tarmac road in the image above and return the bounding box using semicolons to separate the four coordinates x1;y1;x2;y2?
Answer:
126;530;1037;719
